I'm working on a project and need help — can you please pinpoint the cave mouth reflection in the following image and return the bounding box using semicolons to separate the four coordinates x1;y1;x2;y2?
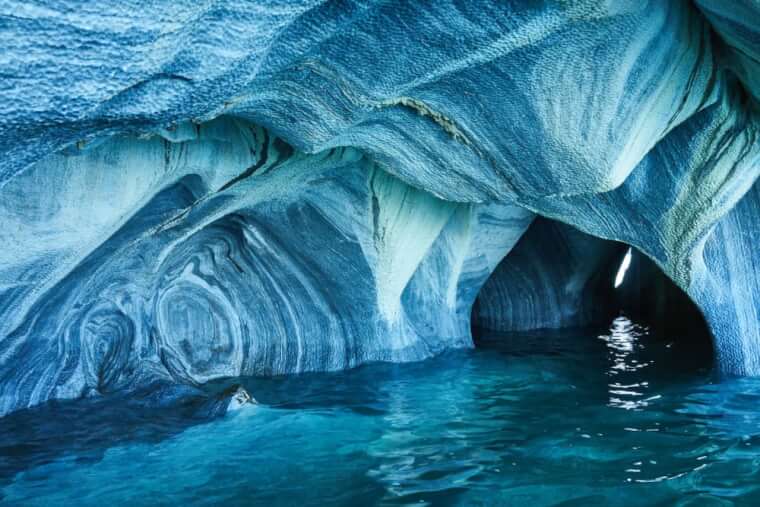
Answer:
471;219;714;374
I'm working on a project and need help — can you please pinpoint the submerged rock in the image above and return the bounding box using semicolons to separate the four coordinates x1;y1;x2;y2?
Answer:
196;385;257;417
0;1;757;415
226;387;257;413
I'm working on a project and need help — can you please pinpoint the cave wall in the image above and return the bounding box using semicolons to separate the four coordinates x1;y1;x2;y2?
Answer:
690;182;760;374
0;0;758;415
520;79;759;374
696;0;760;103
0;118;533;416
1;0;719;201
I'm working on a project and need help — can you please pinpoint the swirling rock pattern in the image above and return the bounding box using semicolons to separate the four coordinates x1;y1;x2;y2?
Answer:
0;119;532;415
0;1;758;414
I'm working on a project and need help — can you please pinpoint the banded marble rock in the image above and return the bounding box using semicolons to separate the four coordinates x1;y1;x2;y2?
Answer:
0;0;758;415
0;118;532;415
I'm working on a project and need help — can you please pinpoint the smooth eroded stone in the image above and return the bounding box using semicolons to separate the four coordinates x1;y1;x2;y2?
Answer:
2;1;718;203
0;119;532;416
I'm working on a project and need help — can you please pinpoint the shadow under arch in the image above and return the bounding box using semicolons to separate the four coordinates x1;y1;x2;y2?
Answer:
471;217;714;371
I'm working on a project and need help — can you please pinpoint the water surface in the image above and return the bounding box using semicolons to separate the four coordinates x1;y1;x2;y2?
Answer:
2;317;759;506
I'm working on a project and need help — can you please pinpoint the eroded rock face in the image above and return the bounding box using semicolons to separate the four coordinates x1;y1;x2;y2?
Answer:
696;0;760;103
0;0;720;200
0;1;758;415
691;183;760;374
0;118;532;415
519;80;759;374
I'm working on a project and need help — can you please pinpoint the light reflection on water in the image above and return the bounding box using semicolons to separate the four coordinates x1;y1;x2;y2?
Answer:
599;316;660;411
1;317;759;506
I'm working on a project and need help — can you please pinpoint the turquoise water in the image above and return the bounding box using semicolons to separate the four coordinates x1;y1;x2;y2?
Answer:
2;317;760;506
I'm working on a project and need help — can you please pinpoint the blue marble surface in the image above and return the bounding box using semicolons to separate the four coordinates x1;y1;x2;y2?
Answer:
0;0;758;416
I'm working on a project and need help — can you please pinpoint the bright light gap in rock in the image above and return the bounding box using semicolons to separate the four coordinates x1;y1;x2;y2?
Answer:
614;247;633;289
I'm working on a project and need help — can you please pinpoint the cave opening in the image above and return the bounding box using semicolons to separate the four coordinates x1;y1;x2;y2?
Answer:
470;217;714;372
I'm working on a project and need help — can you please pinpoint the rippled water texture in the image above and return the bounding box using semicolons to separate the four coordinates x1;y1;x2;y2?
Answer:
2;317;759;506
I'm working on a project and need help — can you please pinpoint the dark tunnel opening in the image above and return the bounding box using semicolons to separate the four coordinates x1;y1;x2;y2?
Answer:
471;218;714;371
609;245;714;369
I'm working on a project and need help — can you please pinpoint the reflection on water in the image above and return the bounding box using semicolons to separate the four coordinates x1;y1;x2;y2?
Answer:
599;316;660;410
1;317;759;506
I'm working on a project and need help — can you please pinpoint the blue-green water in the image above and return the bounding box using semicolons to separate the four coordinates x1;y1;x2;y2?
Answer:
2;317;760;506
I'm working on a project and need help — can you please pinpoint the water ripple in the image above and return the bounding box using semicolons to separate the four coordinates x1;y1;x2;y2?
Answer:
1;321;759;506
